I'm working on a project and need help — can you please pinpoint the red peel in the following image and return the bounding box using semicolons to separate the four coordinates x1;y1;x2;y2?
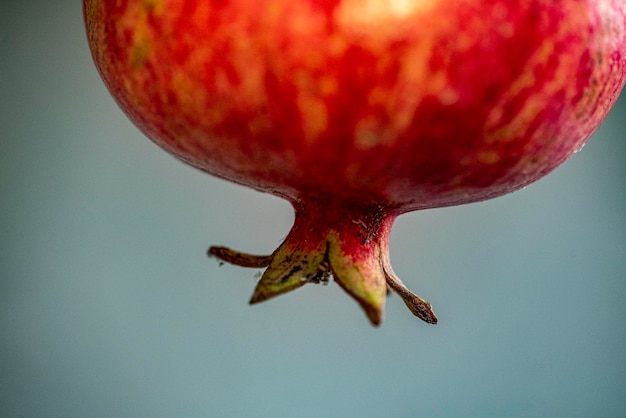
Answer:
84;0;626;325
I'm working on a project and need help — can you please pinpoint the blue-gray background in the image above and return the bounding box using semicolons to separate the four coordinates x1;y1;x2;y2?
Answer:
1;2;625;417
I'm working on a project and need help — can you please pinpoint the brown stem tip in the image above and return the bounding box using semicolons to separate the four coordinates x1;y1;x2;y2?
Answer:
208;246;272;268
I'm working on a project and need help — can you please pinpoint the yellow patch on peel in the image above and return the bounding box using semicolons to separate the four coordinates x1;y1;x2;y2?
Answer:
335;0;436;28
354;117;383;149
319;76;339;96
367;86;389;106
297;94;329;142
478;150;501;165
130;38;150;68
328;34;349;57
125;0;162;70
355;129;379;149
141;0;163;12
171;70;207;116
293;71;335;142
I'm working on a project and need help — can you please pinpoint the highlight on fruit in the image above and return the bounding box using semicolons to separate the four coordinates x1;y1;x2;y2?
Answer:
84;0;626;325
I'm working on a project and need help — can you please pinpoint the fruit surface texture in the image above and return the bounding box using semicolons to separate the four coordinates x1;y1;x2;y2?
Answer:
85;0;626;325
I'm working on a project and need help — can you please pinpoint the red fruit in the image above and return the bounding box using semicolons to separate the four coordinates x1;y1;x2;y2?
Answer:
84;0;626;325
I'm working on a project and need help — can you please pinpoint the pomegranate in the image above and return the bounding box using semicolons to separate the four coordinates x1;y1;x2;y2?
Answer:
84;0;626;325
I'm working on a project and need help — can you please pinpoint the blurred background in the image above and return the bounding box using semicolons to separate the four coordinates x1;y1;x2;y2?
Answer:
1;1;625;417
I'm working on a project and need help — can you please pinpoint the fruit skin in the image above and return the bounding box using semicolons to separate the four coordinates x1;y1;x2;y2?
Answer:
84;0;626;325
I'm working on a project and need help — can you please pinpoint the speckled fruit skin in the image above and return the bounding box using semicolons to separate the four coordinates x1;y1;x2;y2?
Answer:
85;0;626;325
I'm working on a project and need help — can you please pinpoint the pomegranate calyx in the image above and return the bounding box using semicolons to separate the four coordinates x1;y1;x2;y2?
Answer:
208;200;437;326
